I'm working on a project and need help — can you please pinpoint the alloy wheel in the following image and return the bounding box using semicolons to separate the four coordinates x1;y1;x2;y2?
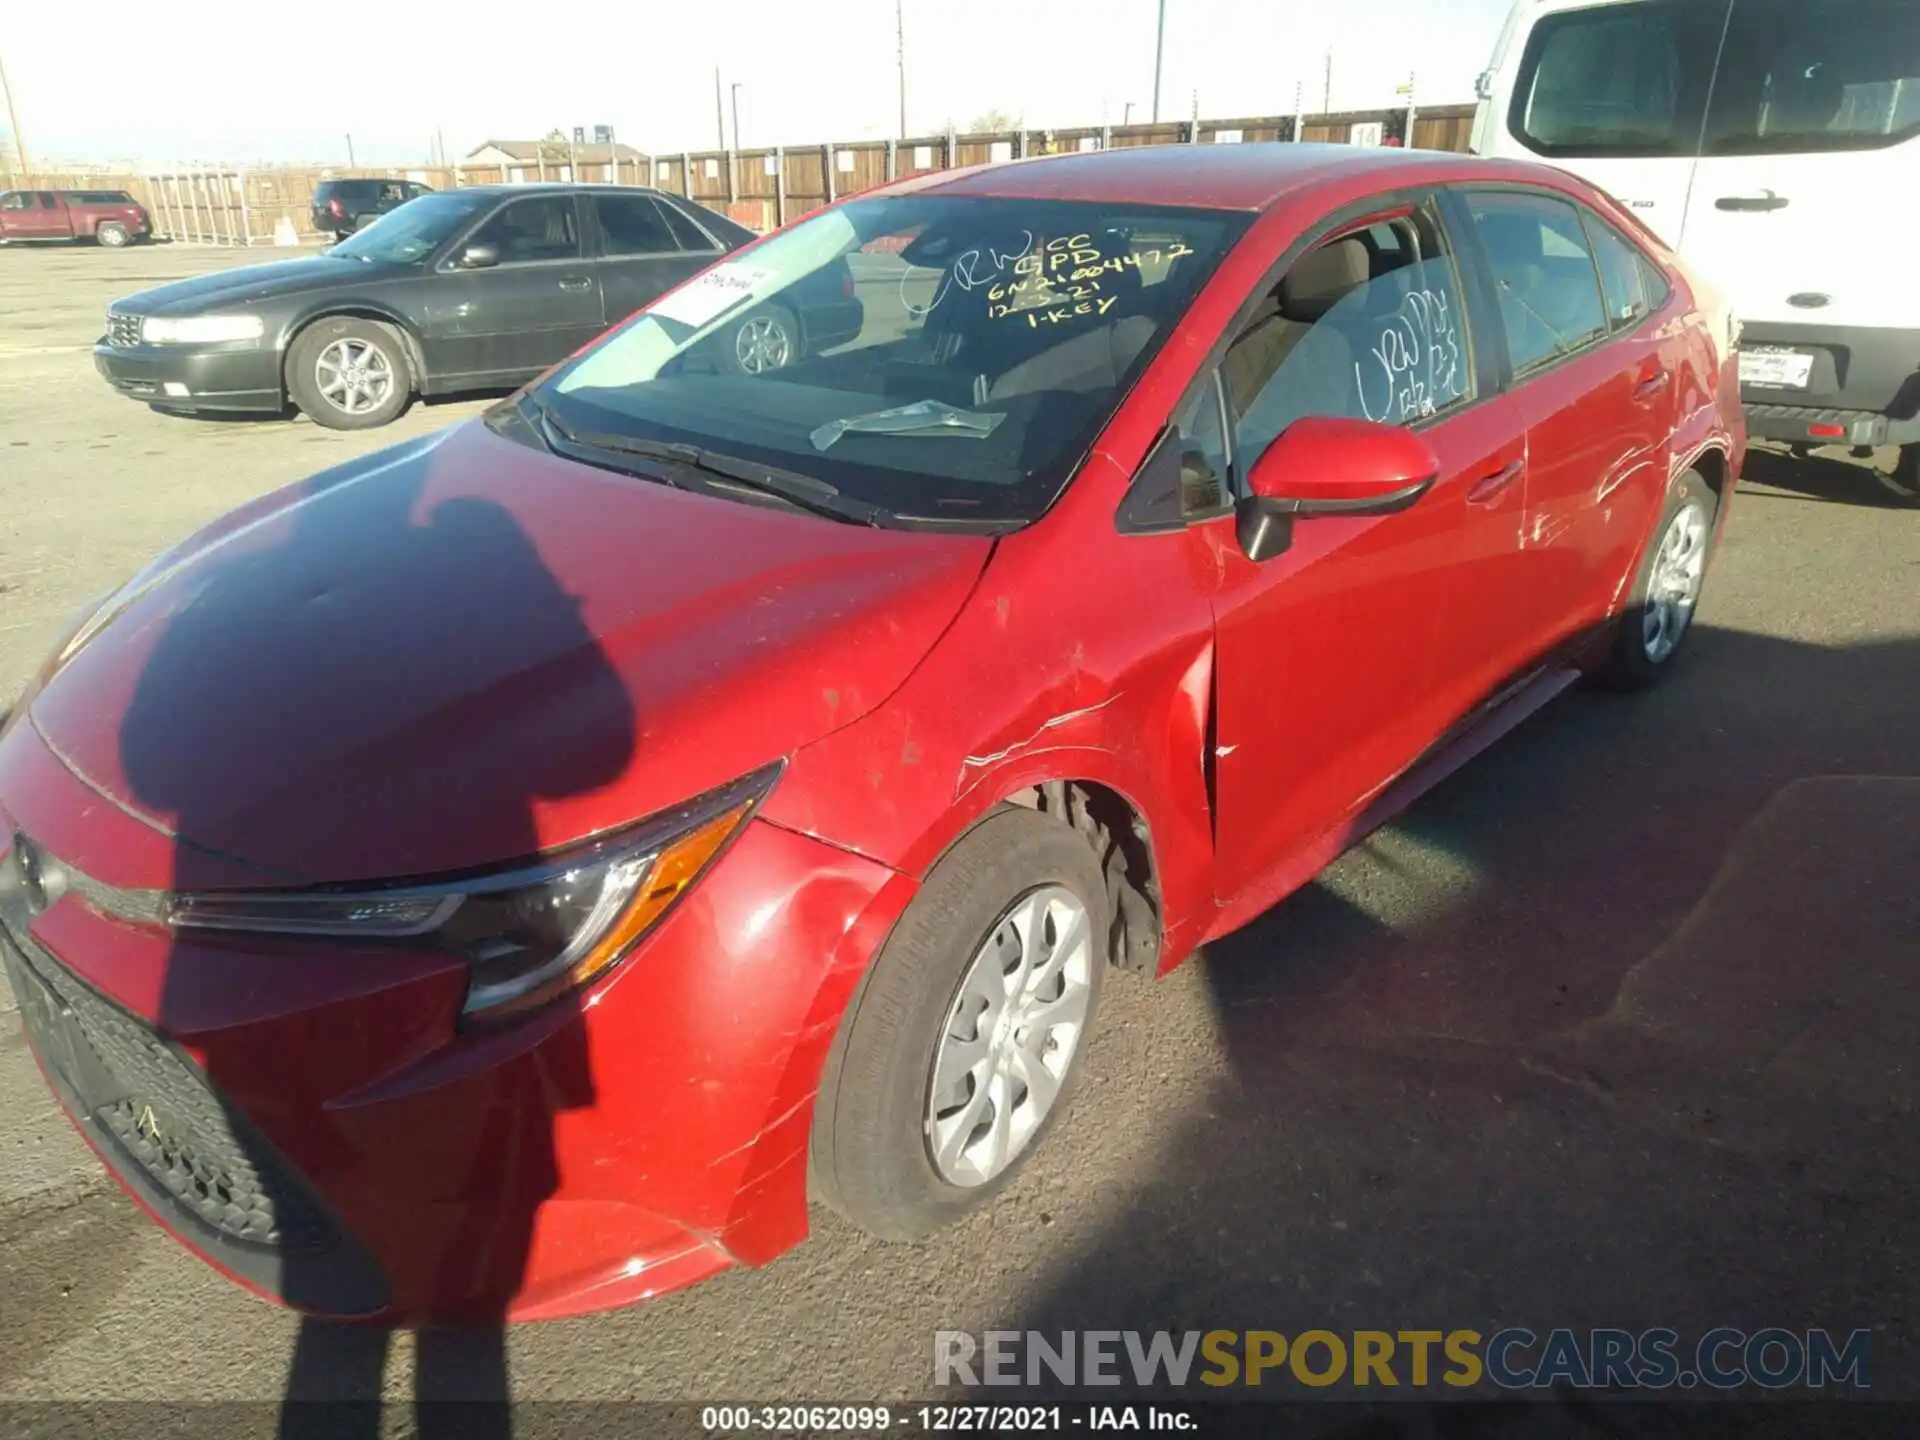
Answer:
926;885;1094;1188
734;315;793;374
1642;501;1708;663
315;337;395;416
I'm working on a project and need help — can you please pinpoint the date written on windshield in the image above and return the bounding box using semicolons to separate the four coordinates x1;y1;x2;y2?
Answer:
981;235;1195;327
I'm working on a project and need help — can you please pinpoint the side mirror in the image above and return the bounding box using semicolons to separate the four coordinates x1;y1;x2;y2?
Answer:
457;243;500;270
1236;416;1440;563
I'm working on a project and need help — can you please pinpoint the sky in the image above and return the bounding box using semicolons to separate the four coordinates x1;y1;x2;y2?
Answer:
3;0;1515;168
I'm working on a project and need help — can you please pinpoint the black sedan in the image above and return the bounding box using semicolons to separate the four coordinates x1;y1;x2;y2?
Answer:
93;184;864;430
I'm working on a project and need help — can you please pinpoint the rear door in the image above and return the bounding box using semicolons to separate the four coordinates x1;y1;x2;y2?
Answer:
421;194;605;383
1487;0;1729;247
1460;188;1679;656
1680;0;1920;338
588;191;717;326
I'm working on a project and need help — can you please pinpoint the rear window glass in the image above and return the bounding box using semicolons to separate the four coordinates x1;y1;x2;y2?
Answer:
1704;0;1920;154
317;180;379;198
68;190;133;204
1510;0;1725;157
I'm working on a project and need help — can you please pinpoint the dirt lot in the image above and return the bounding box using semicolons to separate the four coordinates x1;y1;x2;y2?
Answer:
1;243;1917;1414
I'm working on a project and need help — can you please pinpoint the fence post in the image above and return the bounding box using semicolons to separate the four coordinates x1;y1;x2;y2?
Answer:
944;123;956;170
681;153;693;199
886;137;897;181
237;168;254;246
823;143;835;203
726;148;737;204
773;146;785;228
1100;123;1111;150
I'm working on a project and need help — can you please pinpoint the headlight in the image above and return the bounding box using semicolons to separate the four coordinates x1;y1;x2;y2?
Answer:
141;314;265;344
162;764;781;1022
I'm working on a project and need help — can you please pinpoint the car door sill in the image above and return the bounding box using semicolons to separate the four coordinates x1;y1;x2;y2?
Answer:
1202;663;1583;945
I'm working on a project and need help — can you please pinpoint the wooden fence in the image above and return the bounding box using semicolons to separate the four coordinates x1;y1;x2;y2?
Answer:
6;104;1474;245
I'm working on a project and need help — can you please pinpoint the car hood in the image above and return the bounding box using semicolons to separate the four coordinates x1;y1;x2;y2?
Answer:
21;420;991;887
110;256;409;316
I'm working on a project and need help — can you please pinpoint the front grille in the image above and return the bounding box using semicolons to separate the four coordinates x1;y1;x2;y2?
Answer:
2;922;335;1254
106;312;142;347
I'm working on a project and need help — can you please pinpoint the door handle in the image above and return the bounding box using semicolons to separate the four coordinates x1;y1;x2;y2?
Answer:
558;276;594;291
1714;191;1789;213
1633;371;1673;404
1467;459;1525;506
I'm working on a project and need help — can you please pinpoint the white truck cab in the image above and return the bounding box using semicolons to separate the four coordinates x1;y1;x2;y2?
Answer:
1473;0;1920;498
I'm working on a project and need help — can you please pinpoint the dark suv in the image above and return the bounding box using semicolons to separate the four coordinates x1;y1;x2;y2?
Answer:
312;178;433;239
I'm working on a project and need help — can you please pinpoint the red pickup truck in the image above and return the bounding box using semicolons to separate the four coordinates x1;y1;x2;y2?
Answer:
0;188;152;247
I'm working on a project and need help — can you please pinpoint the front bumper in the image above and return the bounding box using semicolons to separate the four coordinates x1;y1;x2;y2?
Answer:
93;338;283;414
0;733;913;1322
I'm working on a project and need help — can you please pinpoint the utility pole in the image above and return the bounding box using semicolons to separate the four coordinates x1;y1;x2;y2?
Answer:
1150;0;1167;122
896;0;907;138
714;67;726;149
0;51;29;184
346;133;356;167
731;84;743;152
1322;51;1333;116
1123;101;1134;126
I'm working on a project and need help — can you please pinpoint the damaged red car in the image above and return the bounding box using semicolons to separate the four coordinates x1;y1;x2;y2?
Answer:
0;144;1743;1322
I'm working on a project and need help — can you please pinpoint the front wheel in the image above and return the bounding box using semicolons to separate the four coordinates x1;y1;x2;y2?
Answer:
1593;470;1719;691
1875;445;1920;506
287;317;411;430
811;807;1108;1240
95;222;129;248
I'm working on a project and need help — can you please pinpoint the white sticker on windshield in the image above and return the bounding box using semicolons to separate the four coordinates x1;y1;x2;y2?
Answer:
647;265;773;328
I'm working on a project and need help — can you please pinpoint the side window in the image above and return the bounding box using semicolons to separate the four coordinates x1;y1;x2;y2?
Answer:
1581;214;1663;331
406;183;431;199
654;199;720;252
468;196;582;264
1510;0;1724;157
1704;0;1920;154
36;191;57;207
378;183;406;205
594;193;679;255
0;193;29;211
1224;200;1473;463
1174;374;1230;514
1465;192;1609;374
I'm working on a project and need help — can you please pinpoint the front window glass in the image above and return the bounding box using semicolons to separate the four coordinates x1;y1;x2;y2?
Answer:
1705;0;1920;154
1225;201;1473;463
542;195;1249;525
328;191;492;264
468;196;582;263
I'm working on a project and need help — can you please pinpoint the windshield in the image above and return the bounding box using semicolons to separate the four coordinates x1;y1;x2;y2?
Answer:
540;194;1250;525
329;191;492;264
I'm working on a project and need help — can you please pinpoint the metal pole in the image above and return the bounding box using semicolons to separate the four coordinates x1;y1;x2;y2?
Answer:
823;143;835;203
346;133;355;167
730;84;743;206
1405;73;1418;148
1323;51;1333;115
731;85;743;153
0;51;30;183
1150;0;1167;123
681;151;693;199
238;167;254;245
1123;102;1134;127
773;145;785;227
567;131;577;182
895;0;907;139
886;136;898;182
1294;80;1305;141
714;68;725;148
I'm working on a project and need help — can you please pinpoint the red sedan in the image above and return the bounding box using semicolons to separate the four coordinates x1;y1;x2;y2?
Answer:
0;144;1742;1323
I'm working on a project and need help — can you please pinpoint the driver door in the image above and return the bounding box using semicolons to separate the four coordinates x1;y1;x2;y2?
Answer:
1202;199;1531;907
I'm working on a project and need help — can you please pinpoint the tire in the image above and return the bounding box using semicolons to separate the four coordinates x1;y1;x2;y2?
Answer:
286;317;411;430
1874;445;1920;506
717;304;798;376
95;223;128;248
1593;470;1719;691
811;806;1108;1240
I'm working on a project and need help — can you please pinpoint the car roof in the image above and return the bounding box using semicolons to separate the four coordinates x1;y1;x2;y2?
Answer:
890;143;1503;212
436;183;670;198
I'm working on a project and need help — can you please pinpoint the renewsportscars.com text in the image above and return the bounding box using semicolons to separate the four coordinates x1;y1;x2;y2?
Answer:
935;1327;1871;1391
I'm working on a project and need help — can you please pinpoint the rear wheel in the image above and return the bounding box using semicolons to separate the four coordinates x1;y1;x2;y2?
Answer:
1594;470;1718;691
717;304;798;376
811;807;1107;1240
95;223;129;248
287;317;411;430
1875;445;1920;506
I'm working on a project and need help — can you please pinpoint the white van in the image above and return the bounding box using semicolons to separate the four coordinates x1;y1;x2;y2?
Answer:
1472;0;1920;500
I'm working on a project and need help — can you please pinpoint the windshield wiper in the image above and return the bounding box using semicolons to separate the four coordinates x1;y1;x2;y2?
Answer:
533;399;886;526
